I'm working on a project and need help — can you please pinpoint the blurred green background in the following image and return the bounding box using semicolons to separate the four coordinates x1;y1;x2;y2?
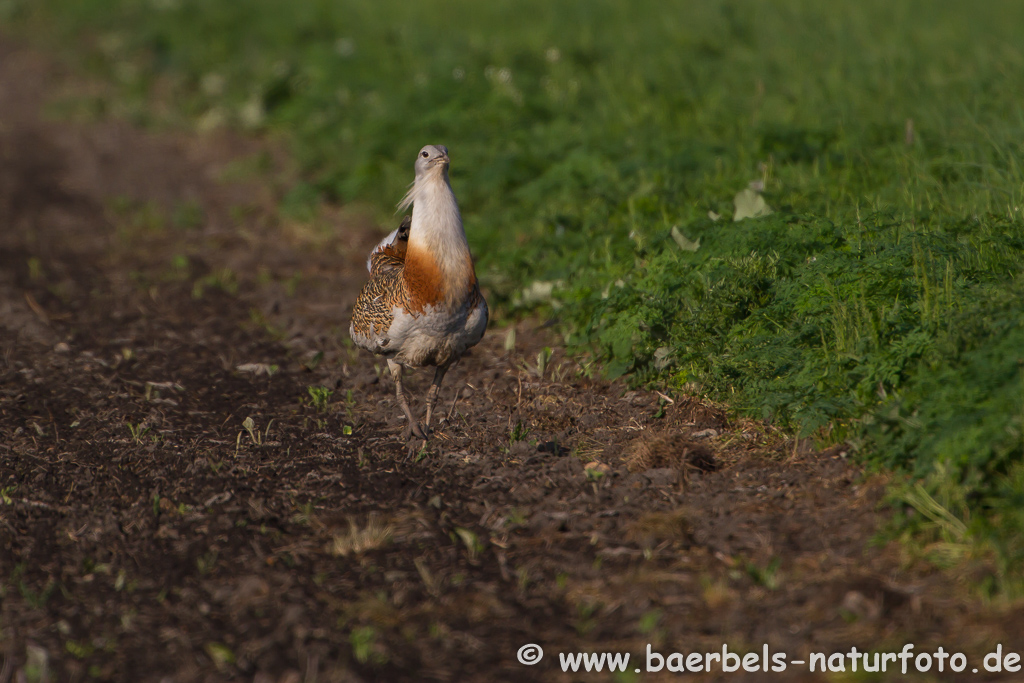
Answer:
5;0;1024;587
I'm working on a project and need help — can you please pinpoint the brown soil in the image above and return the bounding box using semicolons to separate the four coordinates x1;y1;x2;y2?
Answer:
1;35;1023;683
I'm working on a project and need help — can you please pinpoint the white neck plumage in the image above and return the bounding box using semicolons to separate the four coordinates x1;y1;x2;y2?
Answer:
399;167;475;303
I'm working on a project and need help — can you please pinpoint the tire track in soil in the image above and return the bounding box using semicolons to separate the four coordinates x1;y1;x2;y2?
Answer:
1;35;1022;683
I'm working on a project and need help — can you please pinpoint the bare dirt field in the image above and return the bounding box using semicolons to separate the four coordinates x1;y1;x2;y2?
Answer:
2;35;1023;682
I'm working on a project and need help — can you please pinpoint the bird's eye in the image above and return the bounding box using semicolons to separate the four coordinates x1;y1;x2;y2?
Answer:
420;151;429;158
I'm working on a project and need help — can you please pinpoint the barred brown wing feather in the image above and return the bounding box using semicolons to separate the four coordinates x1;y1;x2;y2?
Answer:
365;216;411;272
350;266;404;350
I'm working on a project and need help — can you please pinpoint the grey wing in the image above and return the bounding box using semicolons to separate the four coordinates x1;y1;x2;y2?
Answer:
465;287;489;347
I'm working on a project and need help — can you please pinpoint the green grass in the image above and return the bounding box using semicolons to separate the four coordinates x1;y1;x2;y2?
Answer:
5;0;1024;585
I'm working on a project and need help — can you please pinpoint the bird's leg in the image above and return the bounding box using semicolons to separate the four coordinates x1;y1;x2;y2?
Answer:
423;363;451;430
387;359;426;440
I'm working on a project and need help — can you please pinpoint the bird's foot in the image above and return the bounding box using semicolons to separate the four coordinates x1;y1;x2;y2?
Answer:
403;423;430;462
405;439;429;462
403;420;429;441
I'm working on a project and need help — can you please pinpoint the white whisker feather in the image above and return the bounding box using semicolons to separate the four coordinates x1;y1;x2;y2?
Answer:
396;181;417;213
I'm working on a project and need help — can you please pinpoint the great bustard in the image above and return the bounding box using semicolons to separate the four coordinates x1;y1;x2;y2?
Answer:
350;145;488;439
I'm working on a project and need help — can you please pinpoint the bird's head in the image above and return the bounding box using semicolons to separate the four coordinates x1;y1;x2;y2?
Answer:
397;145;453;211
414;145;450;177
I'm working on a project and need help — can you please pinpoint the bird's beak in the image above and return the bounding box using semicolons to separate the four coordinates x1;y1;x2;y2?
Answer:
431;153;449;167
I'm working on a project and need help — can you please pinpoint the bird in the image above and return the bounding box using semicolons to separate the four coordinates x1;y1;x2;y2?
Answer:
350;145;488;439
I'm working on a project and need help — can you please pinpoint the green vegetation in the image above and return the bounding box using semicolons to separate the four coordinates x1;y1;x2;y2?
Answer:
307;385;334;413
5;0;1024;583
